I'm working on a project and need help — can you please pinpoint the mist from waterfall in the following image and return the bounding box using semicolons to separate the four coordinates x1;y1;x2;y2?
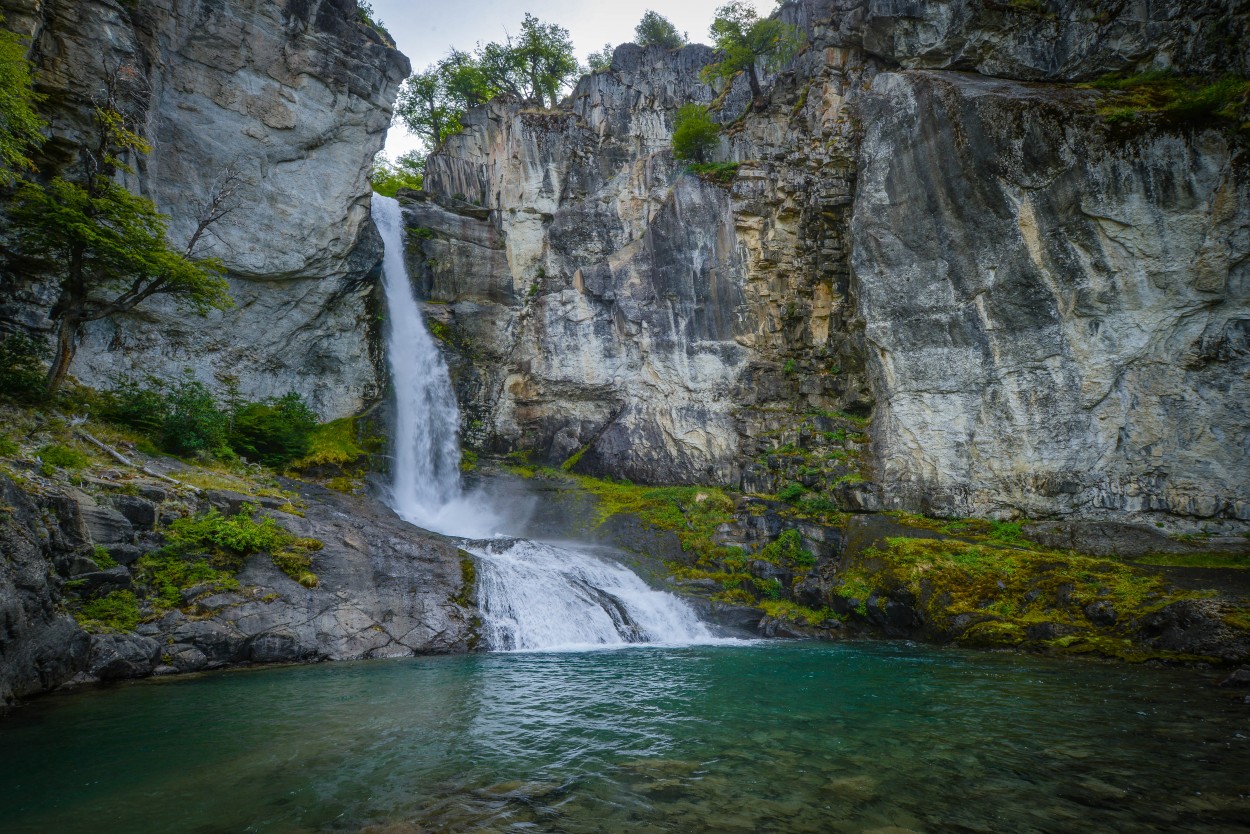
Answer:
373;194;718;650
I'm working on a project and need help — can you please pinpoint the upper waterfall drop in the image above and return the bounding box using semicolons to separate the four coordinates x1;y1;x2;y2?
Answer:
372;193;722;651
373;194;483;536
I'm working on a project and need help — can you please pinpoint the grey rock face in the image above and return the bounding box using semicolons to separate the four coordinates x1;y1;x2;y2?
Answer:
859;0;1250;80
0;477;90;712
852;71;1250;521
87;633;161;681
0;0;408;417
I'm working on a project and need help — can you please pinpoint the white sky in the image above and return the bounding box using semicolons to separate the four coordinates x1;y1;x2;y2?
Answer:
369;0;778;157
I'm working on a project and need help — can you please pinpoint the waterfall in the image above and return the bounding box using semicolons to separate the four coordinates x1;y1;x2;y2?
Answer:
373;194;719;651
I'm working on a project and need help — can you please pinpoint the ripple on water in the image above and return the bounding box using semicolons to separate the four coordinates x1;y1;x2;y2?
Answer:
0;642;1247;834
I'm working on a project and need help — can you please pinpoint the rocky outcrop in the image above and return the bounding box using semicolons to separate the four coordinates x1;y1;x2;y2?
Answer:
414;0;1248;532
0;465;476;713
0;476;91;711
853;70;1250;521
0;0;408;416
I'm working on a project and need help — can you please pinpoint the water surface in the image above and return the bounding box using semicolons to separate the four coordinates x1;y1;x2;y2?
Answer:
1;642;1246;833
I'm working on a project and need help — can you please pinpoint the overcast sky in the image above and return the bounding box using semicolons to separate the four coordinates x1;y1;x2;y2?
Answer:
369;0;777;157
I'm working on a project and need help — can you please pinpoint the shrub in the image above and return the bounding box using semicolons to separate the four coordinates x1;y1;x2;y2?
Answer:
672;104;720;163
165;506;292;568
229;392;318;467
760;528;816;570
136;550;238;608
777;483;805;502
75;590;142;632
37;443;90;470
103;372;228;458
0;333;47;402
636;11;686;49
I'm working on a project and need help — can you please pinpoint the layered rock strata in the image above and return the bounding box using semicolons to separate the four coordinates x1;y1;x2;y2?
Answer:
413;0;1249;527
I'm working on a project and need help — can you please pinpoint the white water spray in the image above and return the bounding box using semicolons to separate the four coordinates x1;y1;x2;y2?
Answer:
374;194;718;650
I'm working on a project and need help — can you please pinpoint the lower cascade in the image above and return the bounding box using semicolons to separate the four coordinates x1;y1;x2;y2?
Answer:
373;195;715;651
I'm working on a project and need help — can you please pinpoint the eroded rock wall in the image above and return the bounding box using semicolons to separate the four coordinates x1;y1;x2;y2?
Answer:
0;0;408;416
403;0;1250;528
853;71;1250;521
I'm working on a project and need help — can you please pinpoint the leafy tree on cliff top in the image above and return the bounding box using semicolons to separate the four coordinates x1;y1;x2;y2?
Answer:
0;17;45;185
635;11;686;49
703;1;803;110
6;67;233;394
396;14;580;150
586;43;615;73
478;14;579;109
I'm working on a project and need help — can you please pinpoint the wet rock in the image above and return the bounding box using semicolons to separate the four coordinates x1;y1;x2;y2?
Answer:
104;543;145;566
166;645;208;673
1083;601;1118;627
71;567;133;598
247;631;317;664
1218;667;1250;688
87;633;160;680
204;490;286;516
1137;600;1250;663
110;495;158;530
169;621;248;667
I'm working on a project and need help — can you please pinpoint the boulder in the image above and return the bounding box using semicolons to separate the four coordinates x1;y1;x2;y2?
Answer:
87;633;160;680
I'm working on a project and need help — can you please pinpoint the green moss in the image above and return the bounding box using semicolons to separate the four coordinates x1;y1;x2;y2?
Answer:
74;590;142;632
564;472;738;563
857;536;1206;643
560;443;590;472
271;537;322;588
289;417;369;470
758;529;815;571
1085;71;1250;127
452;552;477;606
1134;552;1250;570
460;449;478;472
758;599;840;626
686;161;740;185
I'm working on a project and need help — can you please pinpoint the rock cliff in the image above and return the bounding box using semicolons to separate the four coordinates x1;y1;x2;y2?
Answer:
412;0;1249;530
0;0;408;416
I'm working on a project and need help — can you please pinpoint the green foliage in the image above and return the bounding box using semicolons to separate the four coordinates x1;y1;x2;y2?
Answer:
75;590;141;632
777;483;805;502
92;544;118;569
290;417;370;470
103;373;318;465
371;150;424;196
0;17;45;186
229;392;318;468
0;333;48;403
672;103;720;163
354;1;389;37
636;11;686;49
687;161;740;184
759;528;816;570
586;43;614;73
783;358;797;375
7;85;234;394
703;2;803;107
136;549;237;609
397;15;579;149
37;443;90;470
162;506;320;588
166;506;291;567
1088;70;1250;127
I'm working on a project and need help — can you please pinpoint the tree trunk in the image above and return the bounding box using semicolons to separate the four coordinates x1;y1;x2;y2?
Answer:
747;63;764;110
44;317;80;396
